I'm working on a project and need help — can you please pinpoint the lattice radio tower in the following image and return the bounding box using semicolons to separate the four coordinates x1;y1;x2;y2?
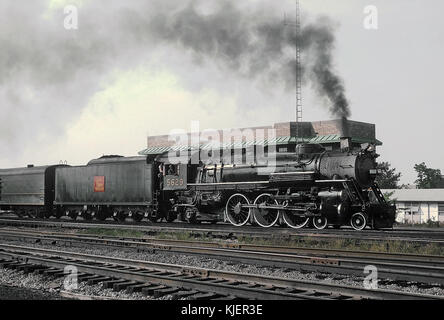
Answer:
285;0;303;144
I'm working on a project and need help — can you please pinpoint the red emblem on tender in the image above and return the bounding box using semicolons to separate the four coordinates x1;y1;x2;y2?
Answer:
94;176;105;192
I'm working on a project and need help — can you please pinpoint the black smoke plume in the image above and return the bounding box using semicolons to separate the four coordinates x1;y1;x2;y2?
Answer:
142;1;350;118
300;19;351;118
0;0;349;160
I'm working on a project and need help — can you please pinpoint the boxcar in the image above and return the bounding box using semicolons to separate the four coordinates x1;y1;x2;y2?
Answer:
0;165;61;217
54;156;155;221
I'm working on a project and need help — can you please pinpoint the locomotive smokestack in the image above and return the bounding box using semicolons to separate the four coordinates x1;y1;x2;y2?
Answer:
339;117;350;137
339;117;351;152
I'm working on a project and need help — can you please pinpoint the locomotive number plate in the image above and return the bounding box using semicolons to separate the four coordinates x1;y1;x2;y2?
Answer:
165;177;184;187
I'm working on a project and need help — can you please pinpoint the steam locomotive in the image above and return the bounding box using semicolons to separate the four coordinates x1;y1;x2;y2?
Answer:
0;139;395;230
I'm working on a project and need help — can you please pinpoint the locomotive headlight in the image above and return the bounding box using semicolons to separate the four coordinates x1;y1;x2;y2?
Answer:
369;169;378;175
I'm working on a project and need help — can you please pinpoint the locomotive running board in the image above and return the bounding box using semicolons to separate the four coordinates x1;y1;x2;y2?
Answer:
269;171;315;182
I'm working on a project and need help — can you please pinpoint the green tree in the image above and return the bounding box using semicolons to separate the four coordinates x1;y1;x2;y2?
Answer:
375;162;402;189
414;162;442;189
383;190;396;205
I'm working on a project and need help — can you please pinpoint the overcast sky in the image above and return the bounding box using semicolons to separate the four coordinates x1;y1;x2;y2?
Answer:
0;0;442;185
302;0;444;185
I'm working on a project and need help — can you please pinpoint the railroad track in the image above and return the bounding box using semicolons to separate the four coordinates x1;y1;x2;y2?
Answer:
0;216;444;244
0;243;441;300
1;228;444;286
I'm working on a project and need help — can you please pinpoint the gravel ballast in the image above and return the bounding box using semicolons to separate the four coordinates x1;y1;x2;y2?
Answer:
0;264;162;300
0;237;443;299
0;284;64;300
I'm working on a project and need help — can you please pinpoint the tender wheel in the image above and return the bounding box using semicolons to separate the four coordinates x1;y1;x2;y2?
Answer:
252;193;280;228
350;212;367;231
113;211;126;222
282;211;309;229
146;210;160;223
225;193;251;227
312;216;328;230
131;211;144;222
66;210;78;220
96;209;109;221
148;216;160;222
81;211;93;221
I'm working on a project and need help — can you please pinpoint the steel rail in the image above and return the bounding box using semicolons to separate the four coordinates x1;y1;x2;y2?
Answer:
1;213;444;235
1;229;444;285
0;243;441;300
1;217;444;243
1;228;444;266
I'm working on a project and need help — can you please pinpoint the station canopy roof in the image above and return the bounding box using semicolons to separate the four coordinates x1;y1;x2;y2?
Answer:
139;135;382;156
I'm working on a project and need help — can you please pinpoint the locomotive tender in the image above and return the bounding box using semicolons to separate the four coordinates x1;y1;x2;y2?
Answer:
54;156;155;222
0;140;395;230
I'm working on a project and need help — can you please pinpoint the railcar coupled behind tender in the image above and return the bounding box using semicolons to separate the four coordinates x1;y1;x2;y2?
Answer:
0;141;396;230
0;165;66;218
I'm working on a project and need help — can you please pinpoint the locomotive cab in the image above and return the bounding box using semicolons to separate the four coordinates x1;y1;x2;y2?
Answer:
156;150;201;191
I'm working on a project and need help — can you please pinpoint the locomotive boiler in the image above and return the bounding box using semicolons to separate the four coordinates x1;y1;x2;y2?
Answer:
54;156;155;222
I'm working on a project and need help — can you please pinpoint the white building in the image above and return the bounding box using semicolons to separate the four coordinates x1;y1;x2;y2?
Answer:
382;189;444;224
